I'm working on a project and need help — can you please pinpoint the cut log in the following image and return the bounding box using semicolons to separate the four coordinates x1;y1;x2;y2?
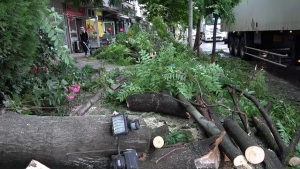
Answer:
0;113;150;169
178;94;248;167
150;125;169;148
139;133;228;169
126;93;189;118
26;160;50;169
252;114;280;155
289;157;300;166
224;84;287;157
153;136;164;148
263;148;285;169
223;117;265;164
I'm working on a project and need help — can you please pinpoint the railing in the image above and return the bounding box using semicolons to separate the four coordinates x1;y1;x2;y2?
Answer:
245;46;289;68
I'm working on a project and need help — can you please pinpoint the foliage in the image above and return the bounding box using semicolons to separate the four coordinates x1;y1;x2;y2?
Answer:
151;16;169;38
0;0;48;94
1;8;91;115
95;43;133;65
166;130;194;145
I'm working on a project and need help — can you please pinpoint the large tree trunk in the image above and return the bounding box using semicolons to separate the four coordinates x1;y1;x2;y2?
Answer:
252;114;280;155
223;117;265;164
139;133;225;169
178;94;248;167
211;14;219;63
0;113;150;169
126;93;189;118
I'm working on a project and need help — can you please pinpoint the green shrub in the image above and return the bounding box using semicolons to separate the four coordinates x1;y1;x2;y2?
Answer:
0;0;48;93
95;43;132;65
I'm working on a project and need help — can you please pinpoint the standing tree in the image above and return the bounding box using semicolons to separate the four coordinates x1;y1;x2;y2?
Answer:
203;0;242;63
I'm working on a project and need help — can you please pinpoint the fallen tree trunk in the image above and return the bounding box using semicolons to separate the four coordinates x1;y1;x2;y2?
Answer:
223;117;265;164
178;94;248;167
139;132;226;169
0;113;150;169
252;114;280;155
195;95;212;121
126;93;189;118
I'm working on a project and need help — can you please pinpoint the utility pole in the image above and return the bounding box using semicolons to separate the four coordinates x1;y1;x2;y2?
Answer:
188;0;193;48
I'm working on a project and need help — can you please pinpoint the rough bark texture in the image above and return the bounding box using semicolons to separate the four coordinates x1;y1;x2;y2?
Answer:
263;148;285;169
211;14;219;63
223;117;265;164
225;84;287;156
126;93;189;118
178;94;246;166
0;113;150;169
252;114;280;155
139;133;224;169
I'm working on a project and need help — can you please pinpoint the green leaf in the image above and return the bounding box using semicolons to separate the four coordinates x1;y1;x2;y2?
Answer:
61;79;68;85
51;7;55;12
51;21;60;26
48;30;55;38
51;35;57;41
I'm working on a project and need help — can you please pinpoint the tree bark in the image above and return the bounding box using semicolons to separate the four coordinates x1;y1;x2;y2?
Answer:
126;93;189;118
188;0;193;48
252;114;280;156
263;148;285;169
139;133;225;169
178;94;247;167
0;113;150;169
224;84;287;157
228;88;251;134
282;127;300;165
193;18;201;56
211;14;219;63
223;117;265;164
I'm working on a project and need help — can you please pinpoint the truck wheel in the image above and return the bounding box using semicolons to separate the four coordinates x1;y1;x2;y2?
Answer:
229;37;234;55
234;38;240;57
239;37;246;59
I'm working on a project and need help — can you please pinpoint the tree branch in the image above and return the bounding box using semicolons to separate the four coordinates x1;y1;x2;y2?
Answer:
228;88;251;134
224;83;287;158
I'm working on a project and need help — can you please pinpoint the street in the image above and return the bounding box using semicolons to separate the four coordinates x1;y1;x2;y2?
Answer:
200;41;229;53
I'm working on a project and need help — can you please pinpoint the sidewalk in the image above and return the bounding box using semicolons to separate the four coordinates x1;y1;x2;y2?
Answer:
70;53;126;71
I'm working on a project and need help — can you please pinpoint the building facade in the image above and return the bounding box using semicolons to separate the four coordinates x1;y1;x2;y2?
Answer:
49;0;146;53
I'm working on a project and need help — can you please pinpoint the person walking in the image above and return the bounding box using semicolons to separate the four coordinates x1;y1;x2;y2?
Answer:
80;27;89;56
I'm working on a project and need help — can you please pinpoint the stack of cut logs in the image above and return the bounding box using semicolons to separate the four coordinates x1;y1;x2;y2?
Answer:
0;83;299;169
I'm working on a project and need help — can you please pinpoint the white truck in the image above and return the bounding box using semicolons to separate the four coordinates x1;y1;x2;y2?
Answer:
201;16;227;42
222;0;300;67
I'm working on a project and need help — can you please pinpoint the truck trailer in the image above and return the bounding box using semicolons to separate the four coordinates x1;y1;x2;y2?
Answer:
222;0;300;67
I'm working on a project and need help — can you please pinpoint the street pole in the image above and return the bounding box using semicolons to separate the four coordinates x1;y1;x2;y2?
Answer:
188;0;193;48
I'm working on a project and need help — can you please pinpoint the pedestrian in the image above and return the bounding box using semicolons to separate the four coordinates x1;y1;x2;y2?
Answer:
80;27;89;56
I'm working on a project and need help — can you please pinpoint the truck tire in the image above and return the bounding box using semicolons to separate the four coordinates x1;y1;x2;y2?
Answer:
239;37;247;60
234;37;240;57
229;37;234;55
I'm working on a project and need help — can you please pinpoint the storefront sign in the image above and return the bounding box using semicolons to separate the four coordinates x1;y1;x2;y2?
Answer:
66;4;84;17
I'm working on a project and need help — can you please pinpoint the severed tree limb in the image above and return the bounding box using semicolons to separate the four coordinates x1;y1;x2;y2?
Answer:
252;114;280;156
202;96;225;132
224;84;287;159
282;127;300;165
178;94;248;167
223;117;265;164
228;88;251;134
